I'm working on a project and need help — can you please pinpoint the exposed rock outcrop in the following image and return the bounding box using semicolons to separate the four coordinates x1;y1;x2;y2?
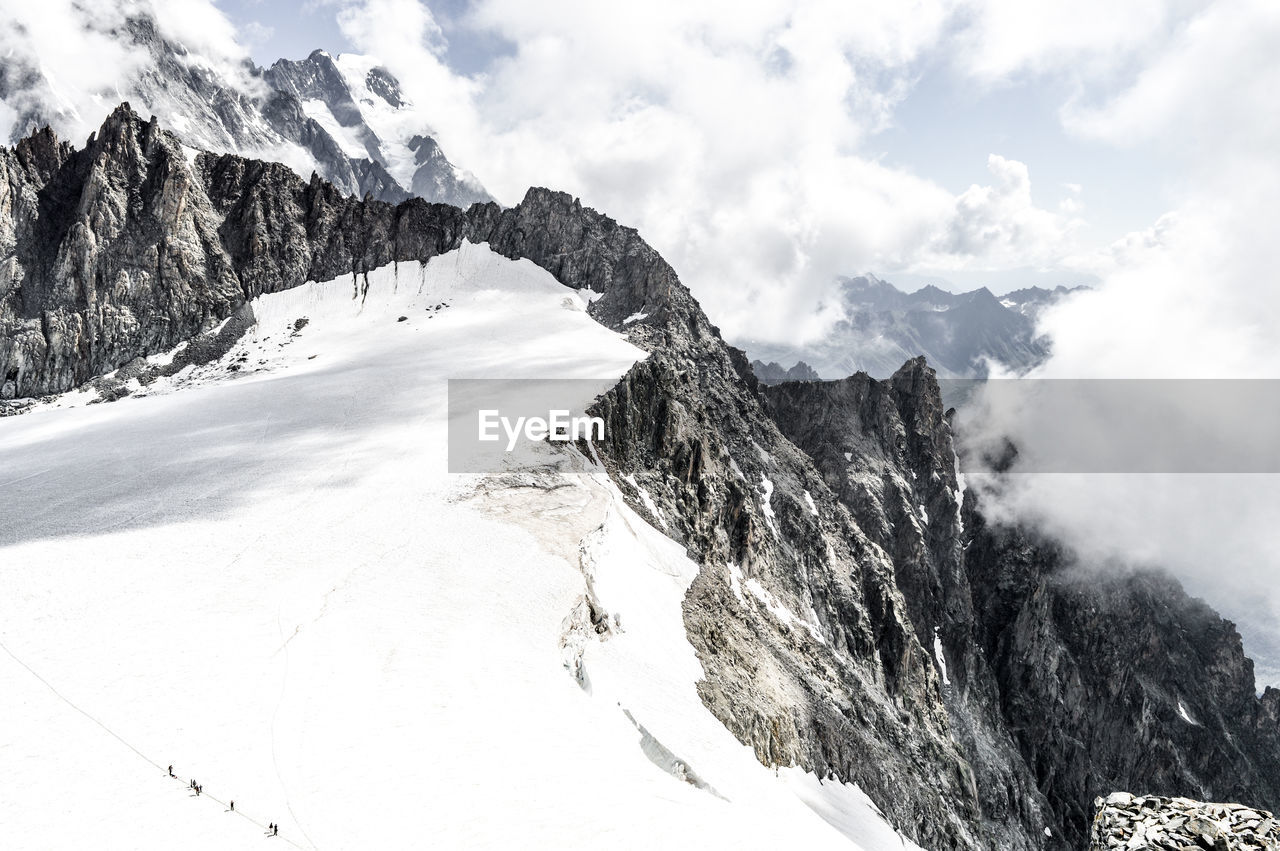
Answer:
761;366;1280;847
261;50;492;207
1090;793;1280;850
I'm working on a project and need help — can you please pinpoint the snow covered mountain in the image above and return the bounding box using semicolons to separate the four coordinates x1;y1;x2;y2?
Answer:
262;49;491;207
3;105;1279;850
744;275;1085;381
0;242;919;848
0;6;489;206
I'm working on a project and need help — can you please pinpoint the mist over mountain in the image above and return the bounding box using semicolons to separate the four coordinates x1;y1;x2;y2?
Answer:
744;274;1085;381
0;7;490;206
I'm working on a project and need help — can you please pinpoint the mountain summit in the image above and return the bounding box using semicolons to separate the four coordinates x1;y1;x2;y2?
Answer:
0;13;489;206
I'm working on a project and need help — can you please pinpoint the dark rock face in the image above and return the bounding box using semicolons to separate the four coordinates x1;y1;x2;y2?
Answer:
761;364;1058;847
254;85;409;206
965;514;1280;845
750;358;820;384
0;112;244;394
743;275;1085;379
4;104;1279;851
265;50;373;143
762;367;1280;848
588;301;986;850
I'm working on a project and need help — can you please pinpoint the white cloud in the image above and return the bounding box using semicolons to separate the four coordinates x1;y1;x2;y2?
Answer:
0;0;265;144
239;21;276;52
951;0;1182;82
150;0;250;67
1062;0;1280;159
0;0;150;142
924;153;1082;270
955;0;1280;681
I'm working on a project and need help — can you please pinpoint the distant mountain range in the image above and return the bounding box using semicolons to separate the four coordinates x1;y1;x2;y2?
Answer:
0;15;490;206
746;275;1086;381
750;360;820;385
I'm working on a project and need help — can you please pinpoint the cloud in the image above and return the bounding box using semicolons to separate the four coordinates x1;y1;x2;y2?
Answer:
0;0;261;144
1062;0;1280;160
0;0;150;142
926;154;1082;269
974;171;1280;676
951;0;1181;82
952;0;1280;682
149;0;252;69
240;21;276;52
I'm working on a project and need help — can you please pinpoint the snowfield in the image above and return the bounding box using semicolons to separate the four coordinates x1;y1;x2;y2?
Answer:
0;243;920;849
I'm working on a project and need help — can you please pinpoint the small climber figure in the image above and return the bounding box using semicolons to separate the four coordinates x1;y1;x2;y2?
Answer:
273;824;278;836
229;801;234;812
168;765;174;777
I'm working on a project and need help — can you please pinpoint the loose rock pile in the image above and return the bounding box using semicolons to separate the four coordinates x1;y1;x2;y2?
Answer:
1090;792;1280;850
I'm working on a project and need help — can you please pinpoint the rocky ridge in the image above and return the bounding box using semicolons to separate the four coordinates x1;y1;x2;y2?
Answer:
3;105;1280;850
1090;793;1280;850
0;104;617;397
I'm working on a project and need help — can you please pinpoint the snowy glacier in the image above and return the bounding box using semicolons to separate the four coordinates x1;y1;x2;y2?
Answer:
0;243;919;849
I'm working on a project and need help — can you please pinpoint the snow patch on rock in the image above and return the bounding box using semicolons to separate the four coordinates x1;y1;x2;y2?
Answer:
623;474;668;529
933;628;951;687
759;475;780;537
